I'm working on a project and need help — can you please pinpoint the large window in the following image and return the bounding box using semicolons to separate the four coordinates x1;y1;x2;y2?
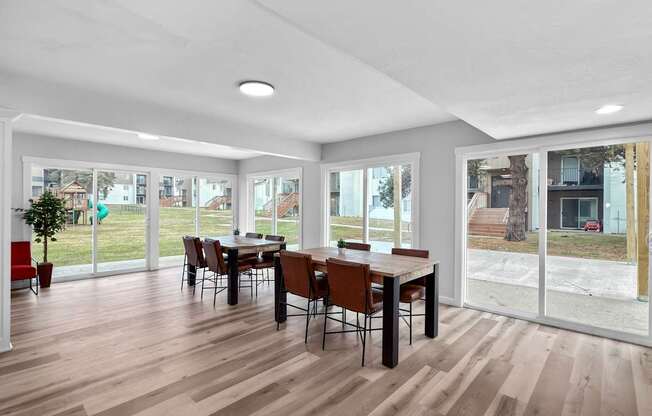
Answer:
461;139;652;344
25;159;236;278
325;154;419;252
28;164;148;278
248;169;302;249
158;175;196;267
158;174;235;267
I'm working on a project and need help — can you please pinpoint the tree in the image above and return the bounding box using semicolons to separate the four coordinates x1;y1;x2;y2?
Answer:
18;191;67;263
378;166;412;209
505;155;528;241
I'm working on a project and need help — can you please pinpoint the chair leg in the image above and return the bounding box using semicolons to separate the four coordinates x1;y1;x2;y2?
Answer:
322;306;328;350
361;314;368;367
304;298;311;344
201;268;206;300
213;272;219;308
409;302;413;345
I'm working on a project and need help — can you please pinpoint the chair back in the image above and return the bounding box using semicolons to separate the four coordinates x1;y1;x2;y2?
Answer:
280;251;316;299
326;258;373;314
392;247;429;286
264;235;285;242
182;236;205;268
344;241;371;251
11;241;32;266
245;232;263;239
202;239;227;274
391;248;429;258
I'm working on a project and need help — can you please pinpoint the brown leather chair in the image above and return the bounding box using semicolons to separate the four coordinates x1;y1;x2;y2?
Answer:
393;248;429;344
245;232;263;239
343;241;371;251
323;258;383;366
278;251;329;343
251;235;285;285
181;236;207;295
201;239;228;306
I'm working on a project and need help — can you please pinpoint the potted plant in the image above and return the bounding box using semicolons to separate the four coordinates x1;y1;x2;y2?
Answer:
337;238;346;254
18;191;67;288
233;228;240;236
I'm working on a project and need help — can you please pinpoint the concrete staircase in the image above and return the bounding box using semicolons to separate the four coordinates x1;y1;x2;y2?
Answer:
468;208;508;237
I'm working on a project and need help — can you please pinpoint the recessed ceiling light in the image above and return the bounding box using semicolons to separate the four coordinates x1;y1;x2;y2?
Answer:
138;133;160;141
595;104;623;115
239;81;275;97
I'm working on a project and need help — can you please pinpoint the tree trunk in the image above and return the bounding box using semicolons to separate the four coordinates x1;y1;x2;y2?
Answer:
393;165;402;247
43;236;48;264
505;155;528;241
625;144;636;262
636;142;649;301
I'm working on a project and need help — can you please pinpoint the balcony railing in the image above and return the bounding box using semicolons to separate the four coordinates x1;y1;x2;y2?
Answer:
548;167;602;186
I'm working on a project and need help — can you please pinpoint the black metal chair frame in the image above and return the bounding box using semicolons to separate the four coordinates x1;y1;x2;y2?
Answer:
276;276;327;344
200;267;227;307
180;252;208;296
321;286;383;367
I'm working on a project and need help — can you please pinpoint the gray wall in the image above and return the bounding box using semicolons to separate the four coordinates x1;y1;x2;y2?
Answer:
12;132;238;240
238;120;494;301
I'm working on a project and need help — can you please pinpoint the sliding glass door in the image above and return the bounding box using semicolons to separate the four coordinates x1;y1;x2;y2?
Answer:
325;155;419;253
465;153;540;315
198;177;233;238
546;142;649;335
95;170;148;273
29;165;94;277
463;140;651;341
249;170;302;249
158;175;196;267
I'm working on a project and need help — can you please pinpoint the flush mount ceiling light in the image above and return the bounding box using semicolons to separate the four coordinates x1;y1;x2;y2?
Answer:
595;104;623;115
138;133;160;141
239;80;275;97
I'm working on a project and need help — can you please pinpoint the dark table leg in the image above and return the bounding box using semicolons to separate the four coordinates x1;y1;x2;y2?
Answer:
382;276;399;368
227;248;239;306
274;254;287;323
425;264;439;338
187;265;196;286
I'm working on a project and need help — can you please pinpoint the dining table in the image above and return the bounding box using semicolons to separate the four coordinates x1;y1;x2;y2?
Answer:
203;235;286;305
274;247;439;368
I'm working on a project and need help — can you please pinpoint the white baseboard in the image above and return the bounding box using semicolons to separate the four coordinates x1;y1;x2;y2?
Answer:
439;296;457;306
0;338;12;353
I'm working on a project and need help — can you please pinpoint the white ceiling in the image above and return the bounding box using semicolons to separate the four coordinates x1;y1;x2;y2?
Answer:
0;0;452;150
259;0;652;139
14;115;261;160
1;1;651;156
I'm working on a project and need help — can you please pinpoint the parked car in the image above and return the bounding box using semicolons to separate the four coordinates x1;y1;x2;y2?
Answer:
583;219;602;232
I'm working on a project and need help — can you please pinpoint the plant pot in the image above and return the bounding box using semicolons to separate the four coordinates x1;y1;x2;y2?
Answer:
37;262;53;288
338;247;345;255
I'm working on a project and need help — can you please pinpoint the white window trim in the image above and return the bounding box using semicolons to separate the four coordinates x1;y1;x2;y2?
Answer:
21;156;237;279
455;127;652;347
320;152;420;249
245;167;303;248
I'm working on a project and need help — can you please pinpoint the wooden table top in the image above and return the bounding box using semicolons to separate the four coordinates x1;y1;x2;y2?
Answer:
208;235;284;252
287;247;438;282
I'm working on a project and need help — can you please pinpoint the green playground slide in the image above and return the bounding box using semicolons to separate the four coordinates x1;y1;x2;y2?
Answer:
88;200;110;222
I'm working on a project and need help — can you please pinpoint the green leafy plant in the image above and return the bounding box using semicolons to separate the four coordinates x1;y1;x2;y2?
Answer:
233;228;240;236
18;191;67;263
337;238;346;249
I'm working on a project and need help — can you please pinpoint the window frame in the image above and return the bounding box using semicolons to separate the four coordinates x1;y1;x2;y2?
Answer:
22;156;237;280
245;167;303;248
320;152;420;249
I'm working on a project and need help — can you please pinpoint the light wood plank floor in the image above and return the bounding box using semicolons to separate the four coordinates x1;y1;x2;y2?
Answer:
1;268;650;416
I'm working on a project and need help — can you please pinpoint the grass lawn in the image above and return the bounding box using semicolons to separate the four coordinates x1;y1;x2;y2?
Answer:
328;216;413;245
33;206;234;267
468;231;628;261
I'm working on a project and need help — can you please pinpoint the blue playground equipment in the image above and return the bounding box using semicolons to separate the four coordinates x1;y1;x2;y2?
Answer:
88;199;110;223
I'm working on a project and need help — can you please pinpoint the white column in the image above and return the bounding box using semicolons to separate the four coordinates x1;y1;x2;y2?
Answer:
0;110;19;352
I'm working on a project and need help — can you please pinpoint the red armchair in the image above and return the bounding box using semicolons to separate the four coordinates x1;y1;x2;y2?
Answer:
11;241;38;295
